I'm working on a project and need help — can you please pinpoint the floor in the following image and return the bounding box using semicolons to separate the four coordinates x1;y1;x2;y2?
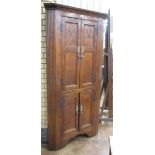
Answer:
41;122;113;155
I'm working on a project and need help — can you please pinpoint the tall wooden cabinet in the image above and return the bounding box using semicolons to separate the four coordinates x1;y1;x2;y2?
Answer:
44;3;107;150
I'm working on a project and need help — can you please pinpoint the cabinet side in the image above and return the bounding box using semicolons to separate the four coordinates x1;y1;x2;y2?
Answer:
93;18;104;134
46;9;57;149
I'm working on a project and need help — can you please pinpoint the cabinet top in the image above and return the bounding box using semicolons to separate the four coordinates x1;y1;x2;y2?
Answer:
44;3;108;19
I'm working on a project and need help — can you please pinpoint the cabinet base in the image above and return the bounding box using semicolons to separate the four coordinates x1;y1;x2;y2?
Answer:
48;131;97;150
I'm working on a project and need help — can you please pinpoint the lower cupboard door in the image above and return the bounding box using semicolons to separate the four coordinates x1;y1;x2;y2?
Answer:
79;90;95;132
61;93;79;138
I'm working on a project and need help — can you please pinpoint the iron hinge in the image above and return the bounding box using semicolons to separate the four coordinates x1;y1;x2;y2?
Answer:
61;127;63;133
96;26;98;36
60;23;63;32
60;98;64;108
60;78;64;86
93;92;96;101
93;74;96;82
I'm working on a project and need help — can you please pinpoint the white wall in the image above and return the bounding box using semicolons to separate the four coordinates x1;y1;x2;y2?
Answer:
56;0;109;13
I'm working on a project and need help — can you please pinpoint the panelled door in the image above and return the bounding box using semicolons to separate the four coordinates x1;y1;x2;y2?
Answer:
61;91;95;135
61;16;99;135
80;20;98;89
61;16;81;90
79;90;95;131
61;92;79;137
61;18;98;90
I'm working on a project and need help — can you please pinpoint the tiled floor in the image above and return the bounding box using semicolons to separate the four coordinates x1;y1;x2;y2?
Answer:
41;122;113;155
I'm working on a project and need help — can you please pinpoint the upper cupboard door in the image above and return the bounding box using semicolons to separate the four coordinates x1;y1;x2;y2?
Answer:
80;20;98;89
61;17;81;91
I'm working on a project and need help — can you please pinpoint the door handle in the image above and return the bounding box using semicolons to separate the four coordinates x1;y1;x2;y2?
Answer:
77;46;84;59
77;46;81;58
81;46;84;58
76;105;79;114
80;105;83;114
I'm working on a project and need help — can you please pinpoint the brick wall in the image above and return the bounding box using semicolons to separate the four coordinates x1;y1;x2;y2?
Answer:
41;0;47;128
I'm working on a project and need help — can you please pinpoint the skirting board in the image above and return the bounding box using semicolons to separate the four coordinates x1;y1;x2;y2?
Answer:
41;128;48;144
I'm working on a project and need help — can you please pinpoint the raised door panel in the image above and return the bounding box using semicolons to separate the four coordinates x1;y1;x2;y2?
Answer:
80;20;98;89
61;17;81;90
79;90;95;132
61;93;79;138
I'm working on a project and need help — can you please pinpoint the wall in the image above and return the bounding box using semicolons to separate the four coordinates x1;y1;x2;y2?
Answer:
56;0;109;12
41;0;47;130
41;0;109;143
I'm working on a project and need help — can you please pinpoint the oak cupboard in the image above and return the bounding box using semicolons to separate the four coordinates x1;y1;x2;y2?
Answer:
44;3;107;150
